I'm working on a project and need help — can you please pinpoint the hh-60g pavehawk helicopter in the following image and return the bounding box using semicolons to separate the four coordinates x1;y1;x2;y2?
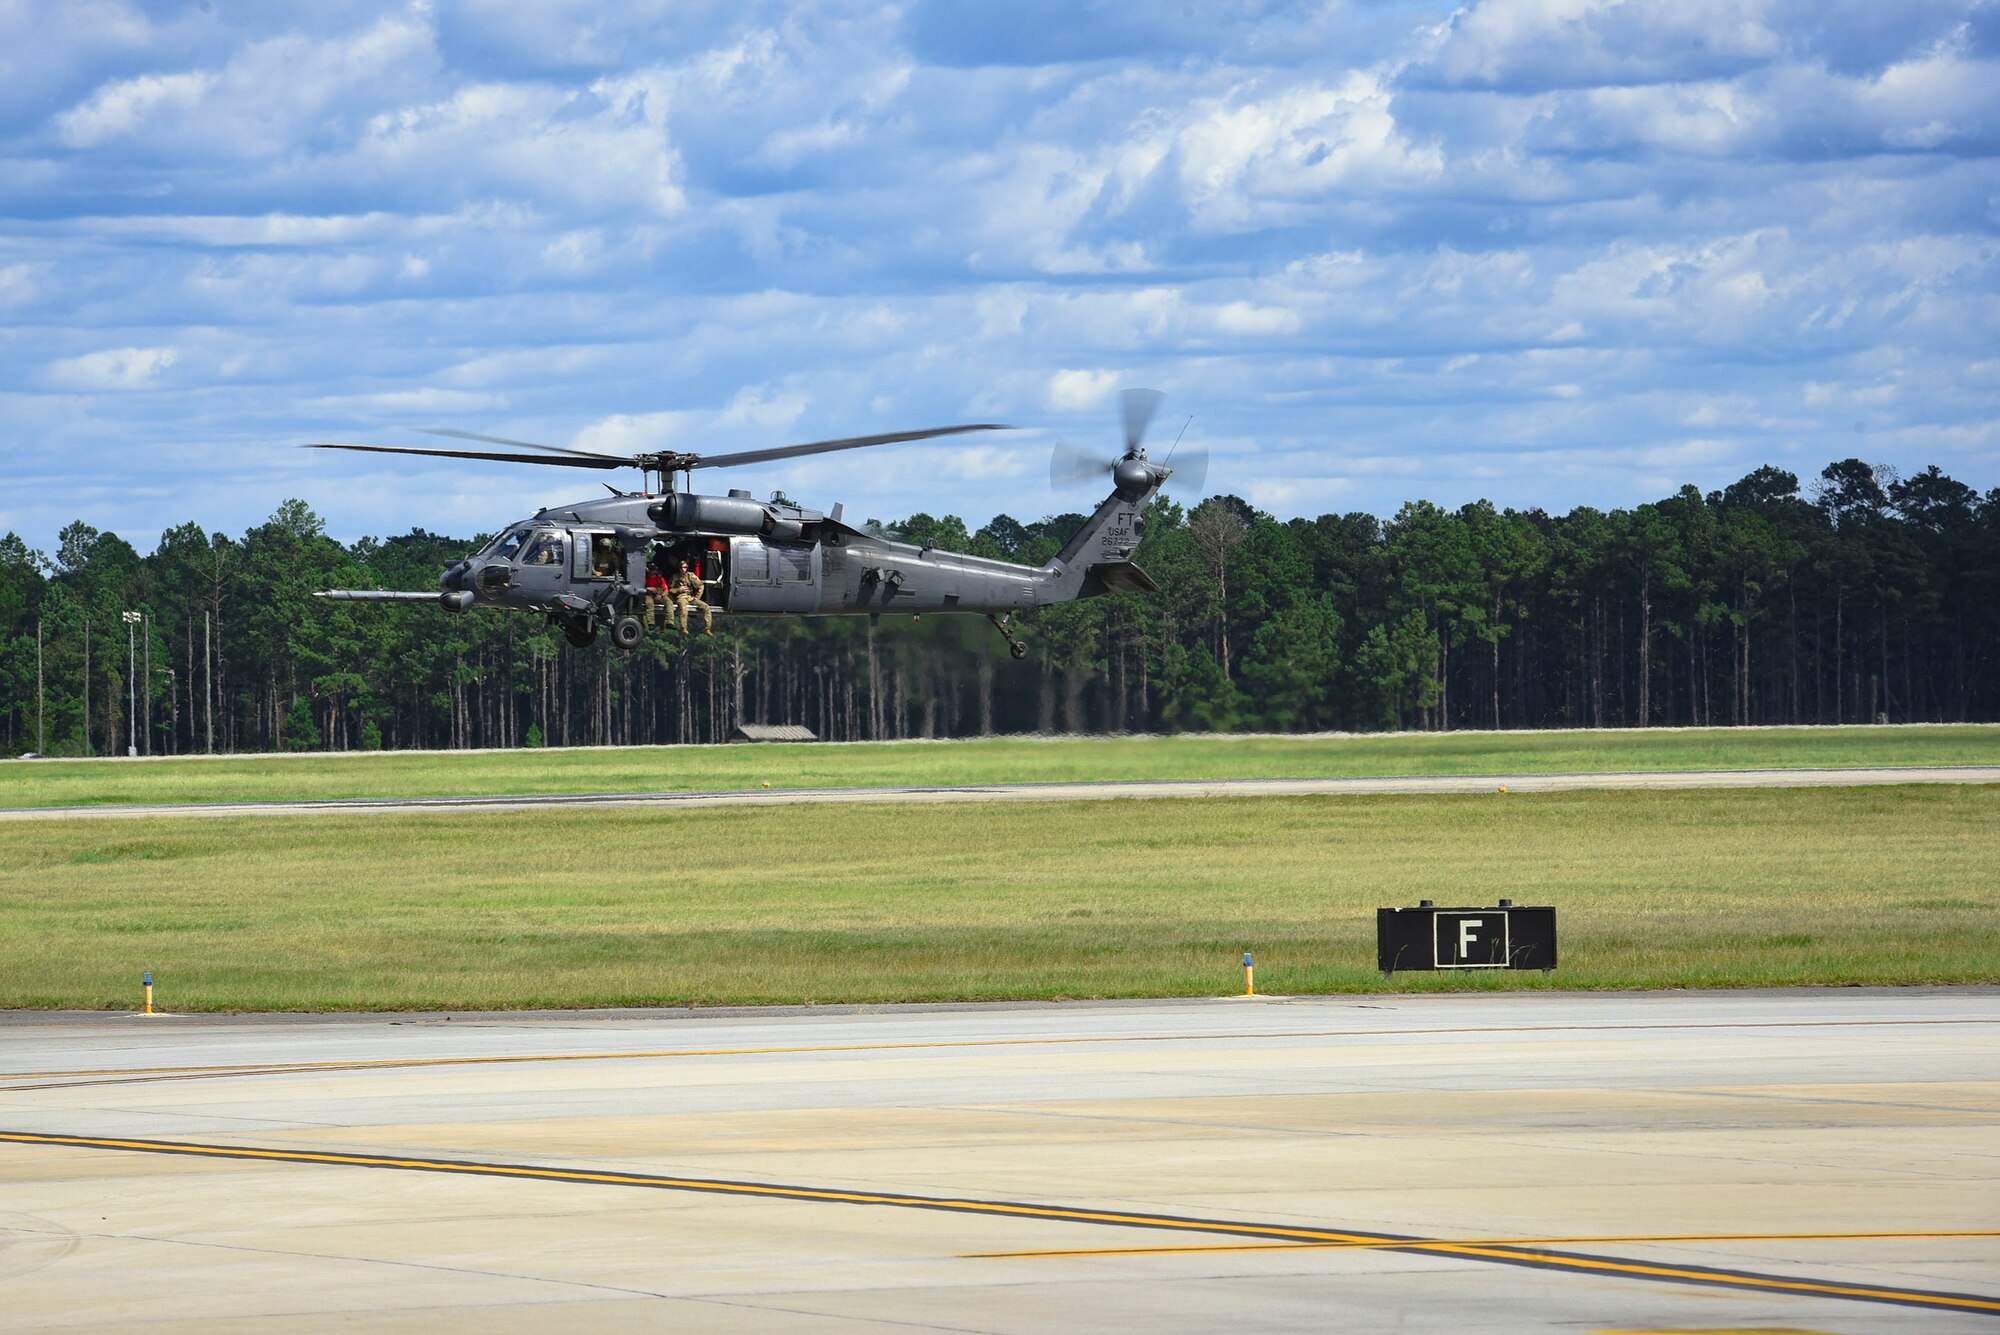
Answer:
313;389;1205;658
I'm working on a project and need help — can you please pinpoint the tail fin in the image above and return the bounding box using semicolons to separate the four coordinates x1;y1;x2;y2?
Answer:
1046;472;1162;602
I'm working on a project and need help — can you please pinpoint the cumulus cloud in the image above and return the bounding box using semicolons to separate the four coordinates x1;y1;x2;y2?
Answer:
1046;369;1121;411
572;411;694;455
3;0;1996;549
47;346;178;390
57;70;213;144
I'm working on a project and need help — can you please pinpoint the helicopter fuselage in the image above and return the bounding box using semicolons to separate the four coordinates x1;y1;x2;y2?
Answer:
325;471;1163;651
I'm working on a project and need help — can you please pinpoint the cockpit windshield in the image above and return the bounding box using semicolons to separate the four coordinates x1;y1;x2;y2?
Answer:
486;526;530;562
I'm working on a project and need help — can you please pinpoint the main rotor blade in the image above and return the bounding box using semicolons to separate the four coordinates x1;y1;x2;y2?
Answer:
689;423;1008;471
1121;388;1163;454
306;442;627;470
316;590;440;602
417;428;629;463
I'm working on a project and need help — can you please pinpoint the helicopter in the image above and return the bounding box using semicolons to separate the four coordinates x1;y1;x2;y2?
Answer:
312;388;1205;658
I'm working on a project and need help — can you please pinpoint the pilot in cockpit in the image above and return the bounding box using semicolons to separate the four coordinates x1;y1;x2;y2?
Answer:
522;531;563;566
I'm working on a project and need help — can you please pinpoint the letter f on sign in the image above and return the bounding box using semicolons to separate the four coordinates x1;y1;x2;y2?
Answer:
1458;918;1482;961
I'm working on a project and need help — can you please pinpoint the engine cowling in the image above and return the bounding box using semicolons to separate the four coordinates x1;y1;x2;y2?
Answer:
650;493;770;534
649;493;808;542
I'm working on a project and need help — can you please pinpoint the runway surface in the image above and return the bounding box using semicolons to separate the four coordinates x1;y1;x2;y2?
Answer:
7;763;1998;820
2;991;1995;1331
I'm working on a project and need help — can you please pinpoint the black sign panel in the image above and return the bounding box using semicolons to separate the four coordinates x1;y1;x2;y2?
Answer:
1377;904;1557;977
1433;911;1508;968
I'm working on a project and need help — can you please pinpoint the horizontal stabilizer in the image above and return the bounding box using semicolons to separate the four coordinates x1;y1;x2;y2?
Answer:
316;590;439;602
1083;561;1159;595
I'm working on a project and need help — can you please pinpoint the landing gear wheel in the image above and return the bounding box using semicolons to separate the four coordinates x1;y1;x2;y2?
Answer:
988;612;1029;661
610;615;645;650
564;620;597;649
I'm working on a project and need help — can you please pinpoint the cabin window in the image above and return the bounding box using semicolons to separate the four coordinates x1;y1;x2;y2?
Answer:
773;543;813;582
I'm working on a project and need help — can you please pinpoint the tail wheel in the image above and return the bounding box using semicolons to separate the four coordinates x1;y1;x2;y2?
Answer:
1009;641;1029;660
610;615;645;650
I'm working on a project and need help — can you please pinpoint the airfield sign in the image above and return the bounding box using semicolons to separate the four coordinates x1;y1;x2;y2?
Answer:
1377;900;1557;979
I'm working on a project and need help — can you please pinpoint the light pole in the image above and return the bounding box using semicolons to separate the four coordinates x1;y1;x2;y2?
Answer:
122;610;141;757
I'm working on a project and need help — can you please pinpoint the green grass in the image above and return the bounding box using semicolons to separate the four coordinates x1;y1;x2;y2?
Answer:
4;724;1997;808
3;785;1994;1010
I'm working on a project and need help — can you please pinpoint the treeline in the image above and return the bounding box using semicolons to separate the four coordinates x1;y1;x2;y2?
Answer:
3;458;1997;757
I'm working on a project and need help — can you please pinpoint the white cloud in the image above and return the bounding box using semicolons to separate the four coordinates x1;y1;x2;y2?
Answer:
75;211;470;247
1426;0;1782;90
1637;437;1738;468
1045;369;1121;411
0;263;41;307
1246;475;1353;512
1176;73;1443;231
57;70;213;144
718;385;809;429
940;445;1031;481
356;75;687;216
47;346;178;390
309;388;508;413
1213;301;1303;336
572;411;694;455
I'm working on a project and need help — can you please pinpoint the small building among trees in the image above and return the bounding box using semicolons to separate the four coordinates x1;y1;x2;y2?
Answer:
730;723;817;743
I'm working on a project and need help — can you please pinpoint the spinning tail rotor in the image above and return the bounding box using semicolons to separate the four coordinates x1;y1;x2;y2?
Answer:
1048;388;1206;500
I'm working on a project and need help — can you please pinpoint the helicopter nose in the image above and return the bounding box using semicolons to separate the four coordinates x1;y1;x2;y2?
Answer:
440;560;470;592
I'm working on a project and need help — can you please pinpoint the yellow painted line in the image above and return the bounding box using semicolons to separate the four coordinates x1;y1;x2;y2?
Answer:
1431;1244;2000;1313
3;1130;1997;1316
966;1229;2000;1258
1592;1328;1849;1334
4;1017;1990;1091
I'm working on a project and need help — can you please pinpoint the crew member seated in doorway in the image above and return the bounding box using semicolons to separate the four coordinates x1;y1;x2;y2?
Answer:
643;566;670;627
591;533;619;578
671;559;712;637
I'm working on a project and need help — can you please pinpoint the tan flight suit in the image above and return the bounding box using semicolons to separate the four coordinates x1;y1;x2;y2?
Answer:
671;569;712;636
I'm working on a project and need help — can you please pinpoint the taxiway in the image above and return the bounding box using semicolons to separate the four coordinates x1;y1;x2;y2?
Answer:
6;763;1998;820
2;990;1995;1330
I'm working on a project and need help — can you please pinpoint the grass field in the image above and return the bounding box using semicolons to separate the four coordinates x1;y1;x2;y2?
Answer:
4;724;1997;809
3;784;1994;1010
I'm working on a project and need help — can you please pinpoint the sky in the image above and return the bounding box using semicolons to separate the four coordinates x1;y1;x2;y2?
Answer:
2;0;1996;553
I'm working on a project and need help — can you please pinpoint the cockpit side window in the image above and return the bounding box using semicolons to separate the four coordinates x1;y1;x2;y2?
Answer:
522;531;564;566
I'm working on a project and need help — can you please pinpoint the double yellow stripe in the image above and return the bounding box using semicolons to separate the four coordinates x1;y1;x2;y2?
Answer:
970;1228;2000;1258
3;1130;1996;1315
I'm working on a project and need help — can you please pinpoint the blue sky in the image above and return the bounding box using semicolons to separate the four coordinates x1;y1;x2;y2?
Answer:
3;0;1996;551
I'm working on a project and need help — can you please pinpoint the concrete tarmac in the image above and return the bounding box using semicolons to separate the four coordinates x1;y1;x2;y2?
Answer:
7;763;1998;820
1;991;1995;1331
